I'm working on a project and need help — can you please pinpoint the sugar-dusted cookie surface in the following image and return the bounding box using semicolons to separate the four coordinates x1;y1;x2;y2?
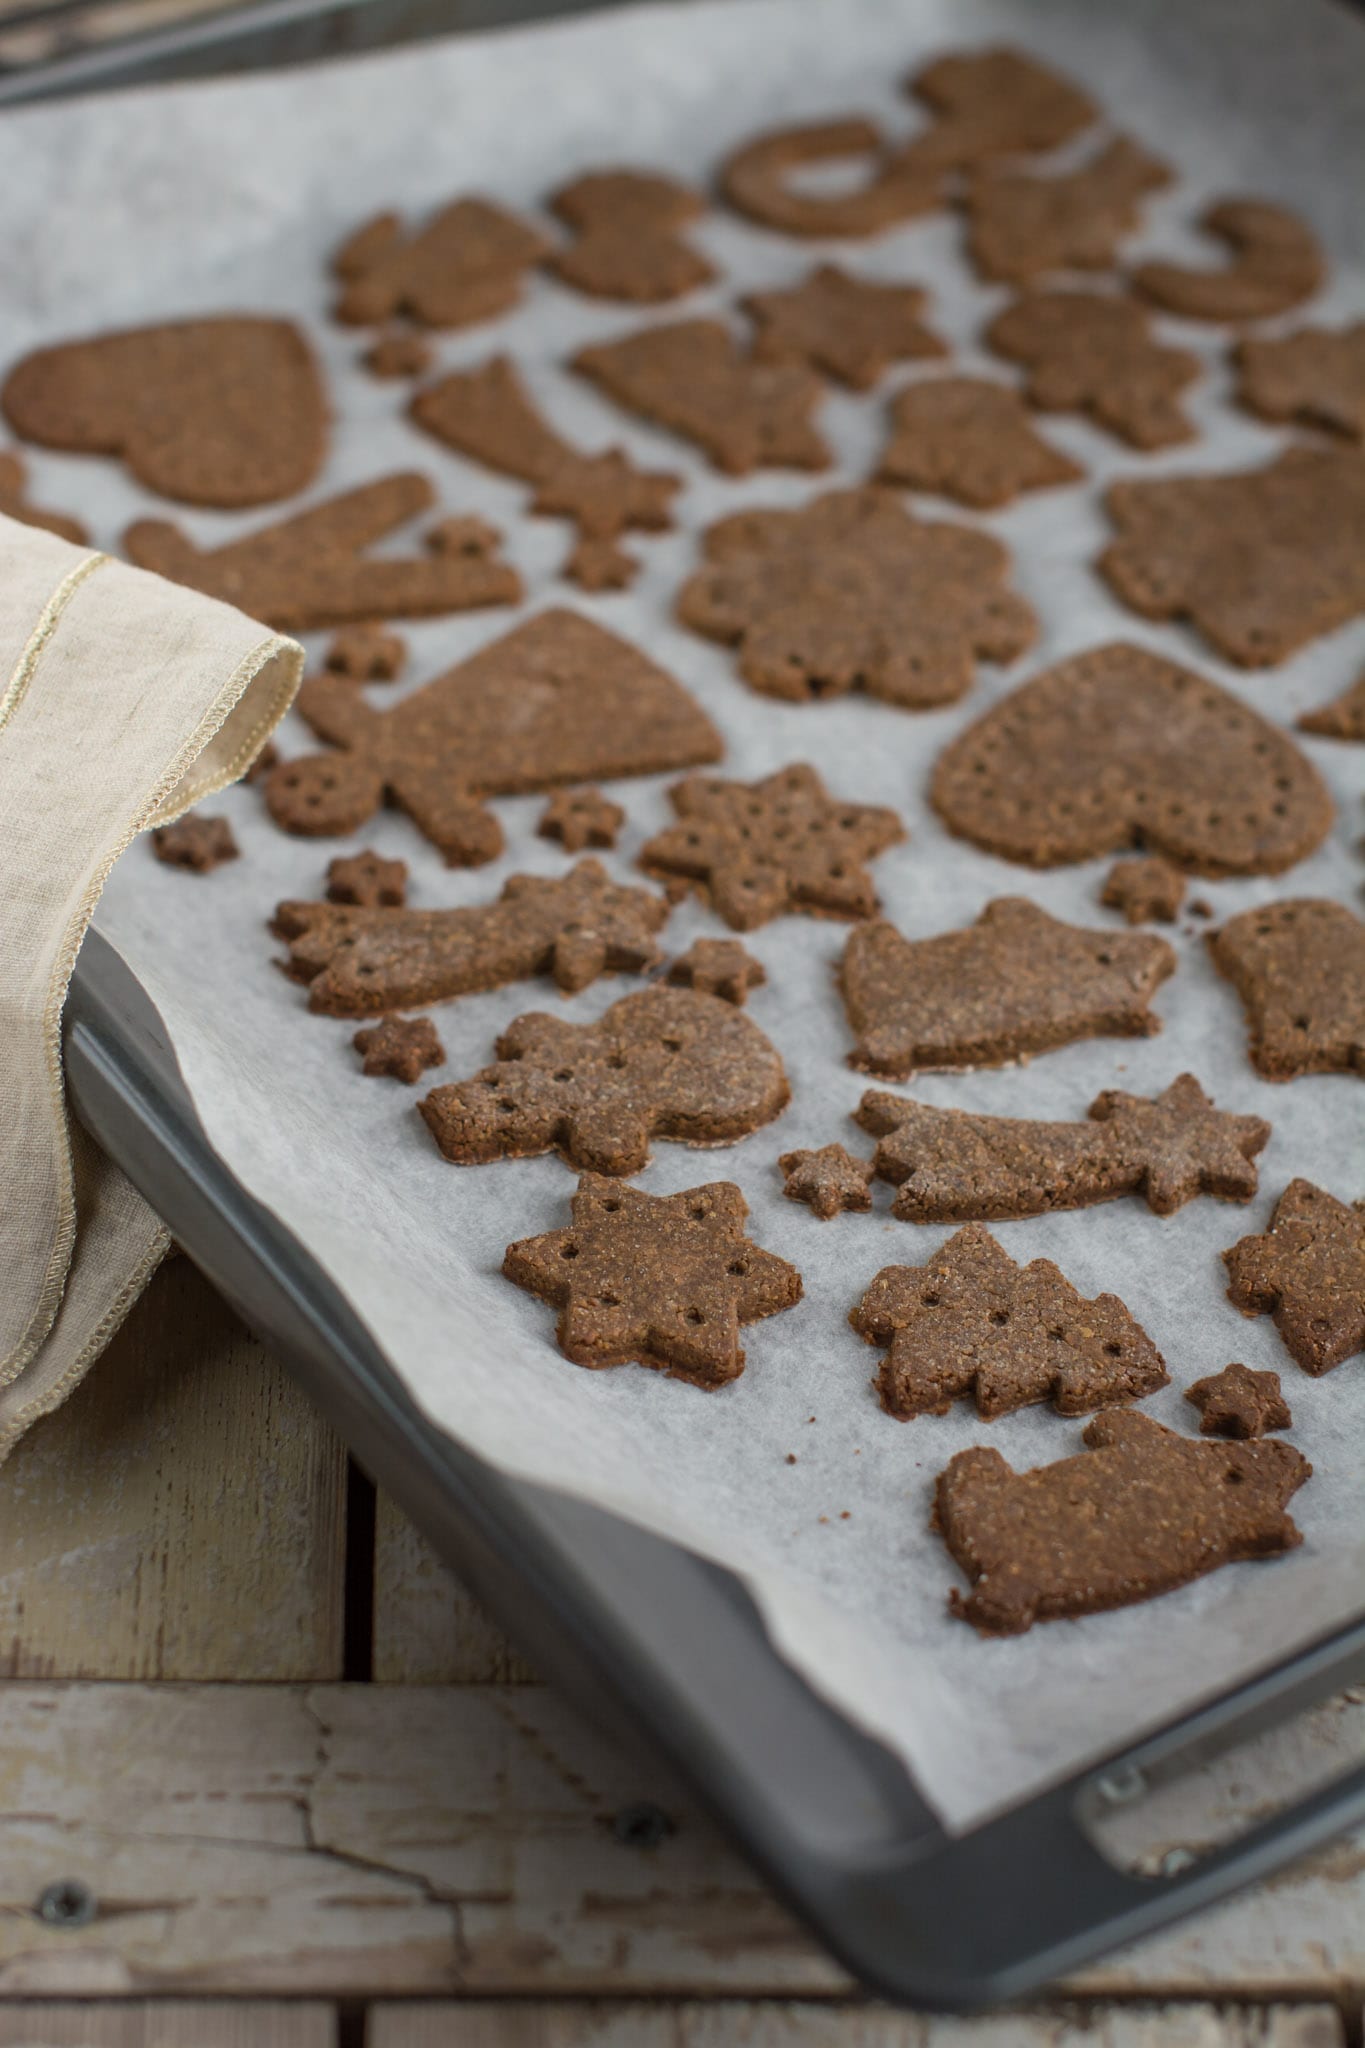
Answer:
421;985;788;1176
548;170;714;302
504;1175;802;1388
573;319;830;475
0;450;88;543
1101;446;1365;667
877;375;1083;508
1133;199;1324;322
1298;670;1365;742
1234;322;1365;441
1224;1179;1365;1377
265;609;721;864
353;1014;445;1084
1186;1363;1291;1440
931;643;1332;875
840;898;1175;1079
641;764;905;930
677;486;1036;710
151;814;239;874
1210;900;1365;1081
852;1221;1168;1421
743;264;947;391
3;317;326;509
855;1073;1269;1223
332;198;550;328
935;1411;1310;1635
966;138;1170;285
778;1144;875;1220
986;291;1200;450
273;858;669;1017
901;46;1096;172
125;475;521;634
720;117;939;238
1102;856;1186;926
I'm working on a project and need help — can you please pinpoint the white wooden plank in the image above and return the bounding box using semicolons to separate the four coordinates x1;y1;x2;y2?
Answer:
0;2006;334;2046
372;1492;538;1684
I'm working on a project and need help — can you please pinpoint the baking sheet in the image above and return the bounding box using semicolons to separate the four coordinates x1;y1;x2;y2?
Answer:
12;0;1364;1832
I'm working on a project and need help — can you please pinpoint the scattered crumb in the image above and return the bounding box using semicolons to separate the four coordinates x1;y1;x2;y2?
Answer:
839;1511;851;1521
785;1453;797;1465
818;1515;830;1525
1189;898;1214;918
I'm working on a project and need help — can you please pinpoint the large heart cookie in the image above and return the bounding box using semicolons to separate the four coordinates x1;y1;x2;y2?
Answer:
931;643;1331;876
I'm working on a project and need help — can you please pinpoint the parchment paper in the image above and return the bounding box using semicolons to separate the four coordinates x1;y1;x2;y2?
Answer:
10;0;1364;1831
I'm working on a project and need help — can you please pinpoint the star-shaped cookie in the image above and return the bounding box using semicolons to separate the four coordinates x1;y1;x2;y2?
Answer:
151;814;239;873
537;786;625;853
1186;1362;1292;1439
1223;1179;1365;1375
743;263;947;391
1101;855;1186;925
779;1144;875;1220
667;938;767;1006
326;849;409;907
325;623;407;681
353;1014;445;1082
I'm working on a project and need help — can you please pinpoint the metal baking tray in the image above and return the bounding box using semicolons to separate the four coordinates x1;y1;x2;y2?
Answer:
64;922;1365;2009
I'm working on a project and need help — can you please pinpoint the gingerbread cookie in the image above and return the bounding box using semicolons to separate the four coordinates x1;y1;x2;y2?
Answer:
265;609;720;864
421;985;788;1176
3;317;326;509
966;138;1170;285
573;320;830;475
1209;900;1365;1081
1298;670;1365;742
332;198;550;328
667;938;766;1007
125;474;521;633
1133;199;1323;322
1224;1179;1365;1377
778;1144;875;1220
1101;447;1365;667
274;858;669;1017
326;850;408;908
855;1072;1269;1223
548;170;714;301
677;486;1036;710
853;1222;1167;1421
1102;856;1186;925
840;898;1174;1079
0;451;88;544
931;643;1332;875
504;1175;802;1388
363;330;434;380
564;537;637;591
985;291;1200;450
935;1411;1309;1636
902;47;1095;169
720;117;938;238
743;264;947;391
325;623;407;683
641;764;905;930
877;375;1083;508
537;787;624;853
151;814;239;874
353;1014;444;1083
1186;1363;1291;1440
1234;323;1365;441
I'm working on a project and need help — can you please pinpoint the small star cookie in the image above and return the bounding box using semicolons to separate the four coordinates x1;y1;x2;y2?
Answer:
779;1144;875;1220
353;1014;445;1083
1186;1362;1292;1439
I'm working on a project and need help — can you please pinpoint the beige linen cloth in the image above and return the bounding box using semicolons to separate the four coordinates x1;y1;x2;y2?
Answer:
0;512;303;1461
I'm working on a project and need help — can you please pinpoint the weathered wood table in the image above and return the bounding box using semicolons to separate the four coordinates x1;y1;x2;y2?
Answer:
0;1254;1357;2044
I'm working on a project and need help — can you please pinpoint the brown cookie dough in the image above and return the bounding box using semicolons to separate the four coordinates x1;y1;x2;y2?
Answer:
125;474;521;634
667;938;766;1007
1101;446;1365;667
1209;900;1365;1081
986;291;1200;450
503;1174;803;1388
1133;199;1324;323
966;138;1170;285
1224;1179;1365;1377
778;1143;875;1220
677;486;1036;710
363;329;434;380
573;319;830;475
720;117;939;239
264;608;721;864
877;375;1083;508
935;1411;1310;1635
855;1072;1269;1223
537;786;624;853
0;450;88;544
563;536;637;591
3;317;326;509
931;643;1332;876
1186;1363;1291;1440
420;985;789;1176
1234;323;1365;441
332;198;550;328
548;170;714;302
1102;855;1187;925
743;264;947;391
641;764;905;930
840;897;1175;1079
1298;670;1365;742
325;624;407;682
902;47;1096;172
274;857;669;1017
151;814;239;873
326;850;408;908
353;1013;445;1083
852;1221;1168;1421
